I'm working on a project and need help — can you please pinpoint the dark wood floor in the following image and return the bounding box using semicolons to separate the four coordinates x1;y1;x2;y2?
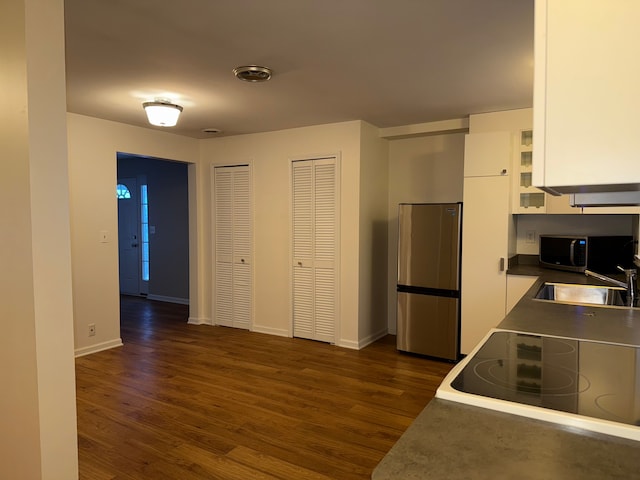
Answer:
76;296;453;480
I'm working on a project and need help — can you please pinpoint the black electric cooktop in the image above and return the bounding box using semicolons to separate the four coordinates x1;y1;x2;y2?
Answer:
450;331;640;428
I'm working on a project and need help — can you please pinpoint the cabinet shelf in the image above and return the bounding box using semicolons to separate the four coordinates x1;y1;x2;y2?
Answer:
513;129;546;213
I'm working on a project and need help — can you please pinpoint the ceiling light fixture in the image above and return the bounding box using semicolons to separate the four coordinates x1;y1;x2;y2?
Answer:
233;65;272;83
142;99;183;127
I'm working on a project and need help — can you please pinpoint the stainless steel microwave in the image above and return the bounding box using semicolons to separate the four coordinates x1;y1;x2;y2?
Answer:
539;235;634;273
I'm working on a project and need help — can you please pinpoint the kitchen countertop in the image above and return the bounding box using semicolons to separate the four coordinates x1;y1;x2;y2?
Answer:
372;265;640;479
502;266;640;347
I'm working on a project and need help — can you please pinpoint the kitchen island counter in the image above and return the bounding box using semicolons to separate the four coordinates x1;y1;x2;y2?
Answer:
373;266;640;479
372;398;640;480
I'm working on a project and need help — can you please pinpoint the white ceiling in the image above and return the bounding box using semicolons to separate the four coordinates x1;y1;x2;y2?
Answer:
64;0;534;139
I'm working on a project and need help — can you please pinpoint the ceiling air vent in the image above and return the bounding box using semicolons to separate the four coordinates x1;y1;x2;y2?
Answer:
233;65;272;83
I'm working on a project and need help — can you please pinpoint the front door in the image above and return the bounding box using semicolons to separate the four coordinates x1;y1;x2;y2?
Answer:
117;178;140;295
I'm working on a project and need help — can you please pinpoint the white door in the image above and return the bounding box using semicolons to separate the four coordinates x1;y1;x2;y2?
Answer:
292;157;338;343
213;165;252;329
460;175;509;354
117;178;140;295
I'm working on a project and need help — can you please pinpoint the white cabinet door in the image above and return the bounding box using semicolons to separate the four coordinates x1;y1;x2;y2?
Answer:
213;165;252;329
506;275;538;314
464;132;512;178
461;175;509;354
533;0;640;191
292;158;338;343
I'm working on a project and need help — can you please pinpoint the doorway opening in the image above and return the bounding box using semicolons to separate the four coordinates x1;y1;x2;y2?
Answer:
116;153;190;305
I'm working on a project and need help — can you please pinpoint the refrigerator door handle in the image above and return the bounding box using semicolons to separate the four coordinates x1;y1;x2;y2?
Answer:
499;257;505;272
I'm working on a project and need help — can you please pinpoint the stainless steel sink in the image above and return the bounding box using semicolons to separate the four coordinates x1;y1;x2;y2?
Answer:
534;282;627;306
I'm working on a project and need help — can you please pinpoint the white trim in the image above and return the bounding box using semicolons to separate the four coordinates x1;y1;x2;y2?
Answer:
379;118;469;138
187;316;212;325
146;294;189;305
337;328;388;350
251;324;290;338
74;338;123;358
336;339;360;350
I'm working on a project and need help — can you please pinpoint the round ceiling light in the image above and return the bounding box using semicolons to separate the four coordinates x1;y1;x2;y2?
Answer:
233;65;272;83
142;99;183;127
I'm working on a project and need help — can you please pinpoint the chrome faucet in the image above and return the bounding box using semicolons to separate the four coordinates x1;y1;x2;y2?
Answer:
585;266;637;307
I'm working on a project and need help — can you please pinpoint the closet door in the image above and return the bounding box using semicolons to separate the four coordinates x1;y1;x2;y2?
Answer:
292;157;338;343
214;165;252;329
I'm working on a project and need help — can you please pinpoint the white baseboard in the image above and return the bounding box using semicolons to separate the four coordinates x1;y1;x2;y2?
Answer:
75;338;124;358
337;327;388;350
146;294;189;305
251;324;290;337
188;316;212;326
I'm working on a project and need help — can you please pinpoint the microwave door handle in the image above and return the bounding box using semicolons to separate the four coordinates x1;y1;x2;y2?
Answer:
569;239;577;266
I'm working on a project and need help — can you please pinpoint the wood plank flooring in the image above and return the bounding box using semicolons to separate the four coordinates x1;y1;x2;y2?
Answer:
76;296;453;480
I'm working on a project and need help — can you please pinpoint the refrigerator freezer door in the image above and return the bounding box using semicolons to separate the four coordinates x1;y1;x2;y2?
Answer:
397;292;459;360
397;203;461;291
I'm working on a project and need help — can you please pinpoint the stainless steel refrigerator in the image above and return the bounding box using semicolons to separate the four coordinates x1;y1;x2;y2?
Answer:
396;203;462;361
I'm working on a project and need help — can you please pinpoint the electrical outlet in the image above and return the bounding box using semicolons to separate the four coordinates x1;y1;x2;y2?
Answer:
88;323;96;336
526;230;536;244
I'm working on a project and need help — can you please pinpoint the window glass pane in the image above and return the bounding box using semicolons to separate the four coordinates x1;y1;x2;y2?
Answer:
142;262;149;281
141;204;148;223
141;184;150;282
116;184;131;199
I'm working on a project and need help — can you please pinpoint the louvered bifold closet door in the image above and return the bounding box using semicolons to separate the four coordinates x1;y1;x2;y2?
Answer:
215;168;233;327
214;165;252;329
312;161;336;343
231;167;251;329
292;157;337;343
292;161;314;339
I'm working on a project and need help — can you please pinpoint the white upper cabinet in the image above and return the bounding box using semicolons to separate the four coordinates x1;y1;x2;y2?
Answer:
533;0;640;193
463;131;511;178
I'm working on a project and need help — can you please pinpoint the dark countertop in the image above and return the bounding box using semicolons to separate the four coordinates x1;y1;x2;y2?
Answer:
373;263;640;479
373;399;640;480
503;265;640;346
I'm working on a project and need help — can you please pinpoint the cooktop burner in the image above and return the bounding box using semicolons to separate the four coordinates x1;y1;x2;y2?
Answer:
436;330;640;441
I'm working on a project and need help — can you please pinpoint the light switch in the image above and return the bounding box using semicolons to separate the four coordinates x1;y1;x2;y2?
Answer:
99;230;109;243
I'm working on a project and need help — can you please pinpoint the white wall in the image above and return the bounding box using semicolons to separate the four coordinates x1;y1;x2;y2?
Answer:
67;114;199;356
1;0;78;477
200;121;363;347
358;122;390;344
386;132;466;333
